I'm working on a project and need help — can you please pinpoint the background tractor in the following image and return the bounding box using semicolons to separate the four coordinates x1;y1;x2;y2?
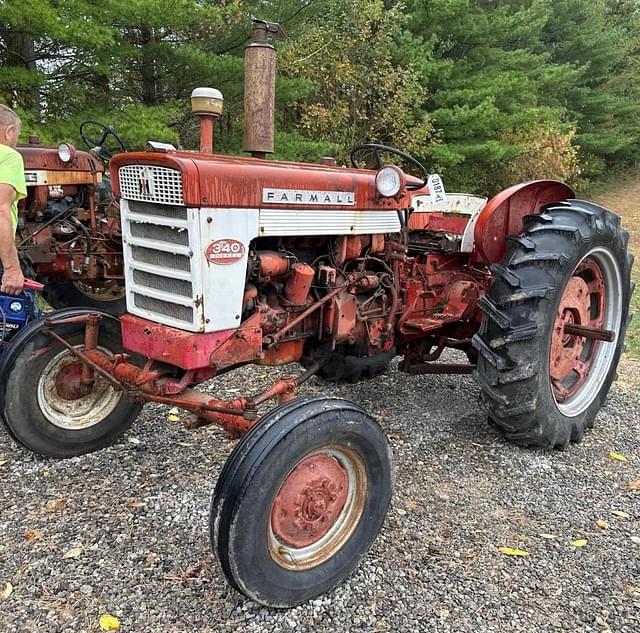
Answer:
0;20;633;608
15;121;127;315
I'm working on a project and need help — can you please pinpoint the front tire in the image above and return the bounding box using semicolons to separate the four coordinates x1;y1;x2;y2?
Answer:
210;397;392;607
473;200;633;449
0;309;141;457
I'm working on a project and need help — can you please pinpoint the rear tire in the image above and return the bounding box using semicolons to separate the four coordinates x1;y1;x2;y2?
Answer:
210;397;392;607
0;309;141;457
473;200;633;449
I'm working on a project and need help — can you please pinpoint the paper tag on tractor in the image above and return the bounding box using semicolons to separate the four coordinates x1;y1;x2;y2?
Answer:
428;174;447;206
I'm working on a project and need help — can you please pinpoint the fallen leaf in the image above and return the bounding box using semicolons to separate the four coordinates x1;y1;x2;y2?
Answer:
405;500;419;511
0;582;12;600
99;614;120;631
571;539;588;548
596;519;609;529
628;480;640;490
630;536;640;546
42;470;49;477
464;550;478;560
128;437;141;445
609;451;627;462
62;547;83;559
24;529;43;541
498;547;530;557
167;414;180;423
623;585;638;594
539;533;559;539
395;508;407;516
0;459;7;467
612;511;630;519
46;499;66;513
168;407;179;415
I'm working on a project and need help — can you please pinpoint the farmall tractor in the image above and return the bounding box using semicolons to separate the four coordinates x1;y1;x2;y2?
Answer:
16;122;127;315
0;21;633;607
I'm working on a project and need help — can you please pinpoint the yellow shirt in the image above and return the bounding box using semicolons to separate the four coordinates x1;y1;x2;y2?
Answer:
0;144;27;232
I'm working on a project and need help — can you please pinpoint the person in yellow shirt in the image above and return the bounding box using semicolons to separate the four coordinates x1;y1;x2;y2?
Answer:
0;104;26;296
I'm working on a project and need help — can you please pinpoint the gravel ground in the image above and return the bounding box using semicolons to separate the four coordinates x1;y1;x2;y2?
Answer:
1;360;639;633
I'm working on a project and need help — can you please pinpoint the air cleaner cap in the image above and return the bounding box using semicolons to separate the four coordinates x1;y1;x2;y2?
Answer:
191;87;224;116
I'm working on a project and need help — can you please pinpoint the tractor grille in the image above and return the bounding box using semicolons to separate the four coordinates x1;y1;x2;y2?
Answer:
119;165;184;205
120;191;204;331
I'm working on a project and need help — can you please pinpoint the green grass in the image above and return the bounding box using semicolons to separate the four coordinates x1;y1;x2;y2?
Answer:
626;278;640;359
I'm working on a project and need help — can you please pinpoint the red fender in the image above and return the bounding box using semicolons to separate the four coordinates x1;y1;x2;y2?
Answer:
473;180;575;264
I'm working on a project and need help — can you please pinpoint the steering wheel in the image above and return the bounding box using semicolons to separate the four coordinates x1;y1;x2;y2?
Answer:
350;143;429;190
80;120;127;161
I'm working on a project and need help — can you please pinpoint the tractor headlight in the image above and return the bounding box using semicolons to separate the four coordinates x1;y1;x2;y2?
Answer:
57;143;76;164
375;165;404;198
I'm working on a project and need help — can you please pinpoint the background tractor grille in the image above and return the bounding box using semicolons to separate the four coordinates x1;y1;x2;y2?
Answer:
119;165;184;205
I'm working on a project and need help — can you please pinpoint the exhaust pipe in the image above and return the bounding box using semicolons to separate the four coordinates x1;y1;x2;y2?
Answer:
244;19;286;159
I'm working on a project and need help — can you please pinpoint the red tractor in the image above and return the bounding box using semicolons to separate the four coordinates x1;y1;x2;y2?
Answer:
16;122;127;315
0;21;633;607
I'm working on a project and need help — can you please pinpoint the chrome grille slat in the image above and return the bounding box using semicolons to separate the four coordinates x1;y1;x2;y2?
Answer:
129;222;190;246
132;270;193;298
127;200;188;220
130;245;191;272
133;293;193;323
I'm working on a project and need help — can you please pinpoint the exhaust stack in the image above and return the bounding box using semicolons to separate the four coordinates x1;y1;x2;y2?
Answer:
244;19;286;158
191;87;224;154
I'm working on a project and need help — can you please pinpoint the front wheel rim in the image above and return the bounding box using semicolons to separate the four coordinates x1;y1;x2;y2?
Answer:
37;345;123;430
549;247;623;417
268;446;367;571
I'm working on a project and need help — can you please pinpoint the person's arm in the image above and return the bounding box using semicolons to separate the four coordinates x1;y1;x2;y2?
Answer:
0;183;24;295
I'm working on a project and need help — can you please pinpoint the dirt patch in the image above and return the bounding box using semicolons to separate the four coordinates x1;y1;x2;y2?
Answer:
594;177;640;263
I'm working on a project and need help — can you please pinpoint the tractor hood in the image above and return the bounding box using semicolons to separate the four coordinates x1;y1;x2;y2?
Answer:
109;151;413;211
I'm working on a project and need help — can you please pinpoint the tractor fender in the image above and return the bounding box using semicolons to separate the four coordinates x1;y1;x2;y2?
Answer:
471;180;575;264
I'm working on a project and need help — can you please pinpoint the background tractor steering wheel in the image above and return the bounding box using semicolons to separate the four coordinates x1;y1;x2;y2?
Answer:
80;120;127;161
350;143;429;190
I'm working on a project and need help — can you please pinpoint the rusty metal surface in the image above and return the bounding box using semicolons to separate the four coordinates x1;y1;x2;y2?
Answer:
268;446;367;571
270;453;349;549
109;152;413;211
120;314;239;370
17;144;102;173
244;42;276;155
473;180;575;264
550;257;606;402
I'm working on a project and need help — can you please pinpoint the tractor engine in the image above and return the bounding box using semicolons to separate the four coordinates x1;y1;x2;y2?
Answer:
110;154;420;376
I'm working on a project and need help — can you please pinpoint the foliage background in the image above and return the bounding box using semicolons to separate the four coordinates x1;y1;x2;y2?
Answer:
1;0;639;193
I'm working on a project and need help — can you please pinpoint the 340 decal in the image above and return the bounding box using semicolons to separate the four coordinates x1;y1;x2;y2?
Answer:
205;239;245;265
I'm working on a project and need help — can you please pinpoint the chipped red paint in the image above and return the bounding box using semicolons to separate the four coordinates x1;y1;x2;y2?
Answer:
473;180;574;264
18;144;103;174
109;152;412;210
270;452;349;549
120;314;238;370
550;257;606;402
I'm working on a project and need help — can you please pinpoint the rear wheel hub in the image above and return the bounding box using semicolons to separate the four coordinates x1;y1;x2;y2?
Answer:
549;255;611;406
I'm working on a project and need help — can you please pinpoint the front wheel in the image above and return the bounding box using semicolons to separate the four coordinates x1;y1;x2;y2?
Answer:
0;309;141;457
210;397;392;607
474;200;633;449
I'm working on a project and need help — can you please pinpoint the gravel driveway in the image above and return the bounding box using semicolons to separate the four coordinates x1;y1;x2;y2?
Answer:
1;361;639;633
